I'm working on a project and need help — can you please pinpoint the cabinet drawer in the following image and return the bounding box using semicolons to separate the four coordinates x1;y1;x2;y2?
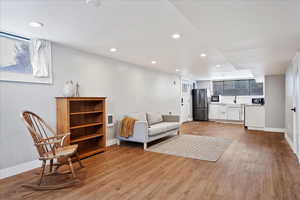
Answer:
227;107;240;121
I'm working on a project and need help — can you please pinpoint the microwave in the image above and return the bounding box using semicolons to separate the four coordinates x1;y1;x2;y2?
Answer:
211;95;220;102
252;98;264;105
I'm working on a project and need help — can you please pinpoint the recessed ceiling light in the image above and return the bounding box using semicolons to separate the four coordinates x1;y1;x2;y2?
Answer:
172;33;181;39
29;21;44;28
175;69;180;72
216;64;221;68
200;53;207;57
109;48;117;52
151;61;157;64
86;0;101;7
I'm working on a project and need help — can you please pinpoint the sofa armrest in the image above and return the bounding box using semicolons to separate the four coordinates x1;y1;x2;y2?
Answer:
130;121;149;141
162;115;180;122
117;120;149;142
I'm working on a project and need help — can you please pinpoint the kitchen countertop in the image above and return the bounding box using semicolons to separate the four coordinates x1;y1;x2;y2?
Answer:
244;104;264;107
209;102;264;106
209;102;243;106
209;102;227;105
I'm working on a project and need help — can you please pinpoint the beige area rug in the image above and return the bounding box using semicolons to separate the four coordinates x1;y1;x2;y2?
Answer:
147;134;233;162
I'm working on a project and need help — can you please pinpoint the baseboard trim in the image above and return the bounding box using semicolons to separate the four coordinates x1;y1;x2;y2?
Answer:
247;126;265;131
181;119;193;123
284;133;296;154
247;127;285;133
214;120;244;125
0;159;40;180
264;127;285;133
1;138;118;180
107;138;118;146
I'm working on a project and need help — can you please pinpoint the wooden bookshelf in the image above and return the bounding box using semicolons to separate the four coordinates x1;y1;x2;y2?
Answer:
56;97;107;159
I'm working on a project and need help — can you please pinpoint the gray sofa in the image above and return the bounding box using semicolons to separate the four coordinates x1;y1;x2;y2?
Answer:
117;112;180;149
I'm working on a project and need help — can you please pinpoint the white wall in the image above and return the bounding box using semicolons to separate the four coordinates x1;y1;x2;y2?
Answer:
0;43;181;169
196;80;212;97
264;75;286;129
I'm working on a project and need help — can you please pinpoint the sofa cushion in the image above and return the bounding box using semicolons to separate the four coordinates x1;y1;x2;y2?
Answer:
148;122;180;136
147;112;163;125
126;113;147;122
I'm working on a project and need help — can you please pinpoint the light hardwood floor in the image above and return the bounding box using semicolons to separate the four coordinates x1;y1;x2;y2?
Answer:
1;121;300;200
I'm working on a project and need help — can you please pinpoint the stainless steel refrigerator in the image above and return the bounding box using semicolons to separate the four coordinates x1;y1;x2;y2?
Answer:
192;89;209;121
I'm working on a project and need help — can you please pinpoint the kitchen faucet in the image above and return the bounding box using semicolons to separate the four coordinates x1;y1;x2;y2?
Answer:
233;96;237;104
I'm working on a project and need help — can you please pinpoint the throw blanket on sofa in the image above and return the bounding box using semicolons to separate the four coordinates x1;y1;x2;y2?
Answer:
120;117;137;138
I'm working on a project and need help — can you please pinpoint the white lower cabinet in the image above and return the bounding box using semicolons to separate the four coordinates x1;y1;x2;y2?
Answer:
227;107;241;121
208;104;219;119
218;105;227;120
245;105;265;128
209;104;226;120
209;104;243;121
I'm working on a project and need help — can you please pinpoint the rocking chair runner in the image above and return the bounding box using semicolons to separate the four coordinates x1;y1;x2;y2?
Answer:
21;111;84;190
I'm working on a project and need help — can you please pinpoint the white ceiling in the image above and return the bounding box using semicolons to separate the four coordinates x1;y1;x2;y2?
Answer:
1;0;300;80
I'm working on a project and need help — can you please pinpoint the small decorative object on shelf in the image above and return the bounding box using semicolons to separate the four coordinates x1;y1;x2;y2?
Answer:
56;97;107;159
63;80;75;97
75;82;80;97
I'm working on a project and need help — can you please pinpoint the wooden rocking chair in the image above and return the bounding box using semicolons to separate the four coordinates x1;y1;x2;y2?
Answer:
21;111;84;190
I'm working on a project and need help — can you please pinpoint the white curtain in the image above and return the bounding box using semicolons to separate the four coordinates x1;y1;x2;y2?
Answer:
30;39;51;77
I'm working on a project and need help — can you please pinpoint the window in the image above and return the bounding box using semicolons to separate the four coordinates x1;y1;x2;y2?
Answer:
235;80;250;96
249;80;263;95
213;81;223;96
212;79;263;96
223;80;236;96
